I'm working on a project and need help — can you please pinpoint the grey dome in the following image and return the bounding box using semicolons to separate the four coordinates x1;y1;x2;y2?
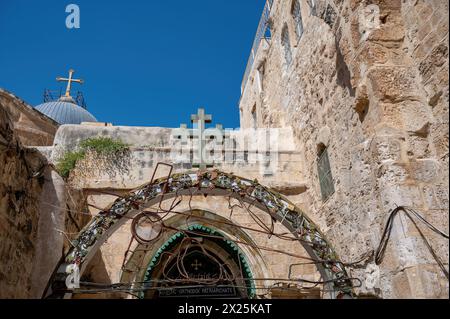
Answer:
35;100;97;125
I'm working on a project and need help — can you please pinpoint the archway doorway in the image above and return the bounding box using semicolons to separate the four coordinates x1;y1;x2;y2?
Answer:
142;225;254;299
45;170;354;299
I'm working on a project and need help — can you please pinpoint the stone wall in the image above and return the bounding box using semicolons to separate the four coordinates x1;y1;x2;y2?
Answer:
0;88;58;146
0;104;48;298
0;100;87;298
27;0;448;299
239;0;449;298
52;124;305;193
82;197;322;299
49;125;324;298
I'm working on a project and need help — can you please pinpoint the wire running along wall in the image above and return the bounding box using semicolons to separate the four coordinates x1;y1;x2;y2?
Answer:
43;164;448;299
45;165;358;299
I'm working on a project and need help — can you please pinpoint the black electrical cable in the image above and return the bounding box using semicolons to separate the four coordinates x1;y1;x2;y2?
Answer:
375;206;449;279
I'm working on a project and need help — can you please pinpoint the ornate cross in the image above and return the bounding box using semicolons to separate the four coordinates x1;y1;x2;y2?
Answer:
175;108;227;170
191;259;202;271
56;69;84;98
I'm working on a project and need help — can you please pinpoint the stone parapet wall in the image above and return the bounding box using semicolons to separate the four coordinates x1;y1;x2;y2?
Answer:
0;88;58;146
51;124;306;192
67;148;304;191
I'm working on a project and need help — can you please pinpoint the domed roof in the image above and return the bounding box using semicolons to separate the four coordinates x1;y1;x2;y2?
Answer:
35;99;97;125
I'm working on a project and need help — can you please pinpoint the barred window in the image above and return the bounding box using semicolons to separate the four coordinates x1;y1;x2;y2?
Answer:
317;147;335;201
307;0;317;16
251;104;257;129
291;0;304;40
256;62;265;93
281;25;292;66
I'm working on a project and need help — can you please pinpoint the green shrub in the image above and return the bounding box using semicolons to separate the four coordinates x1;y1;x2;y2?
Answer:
80;137;129;154
56;151;85;179
56;137;129;179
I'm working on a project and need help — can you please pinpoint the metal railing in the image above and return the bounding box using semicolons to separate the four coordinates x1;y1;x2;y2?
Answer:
43;89;88;110
241;0;274;94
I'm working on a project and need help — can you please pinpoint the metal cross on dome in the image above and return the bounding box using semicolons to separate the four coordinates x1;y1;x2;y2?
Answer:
175;108;227;170
56;69;84;98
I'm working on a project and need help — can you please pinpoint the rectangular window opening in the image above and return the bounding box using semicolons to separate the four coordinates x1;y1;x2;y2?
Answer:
292;0;304;41
317;148;335;201
251;104;258;129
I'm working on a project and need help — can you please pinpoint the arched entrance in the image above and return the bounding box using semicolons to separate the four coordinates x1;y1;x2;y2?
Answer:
45;170;354;299
142;224;255;299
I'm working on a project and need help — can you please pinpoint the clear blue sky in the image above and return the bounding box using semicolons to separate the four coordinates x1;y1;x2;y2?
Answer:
0;0;265;128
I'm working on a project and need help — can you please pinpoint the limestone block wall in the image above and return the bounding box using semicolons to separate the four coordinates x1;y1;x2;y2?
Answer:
0;100;87;298
50;125;324;298
82;197;322;299
38;0;448;299
0;89;58;146
52;124;306;192
0;104;47;298
239;0;448;298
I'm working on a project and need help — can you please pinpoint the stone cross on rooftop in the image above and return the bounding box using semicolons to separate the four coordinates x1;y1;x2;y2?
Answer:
175;108;227;170
191;108;211;169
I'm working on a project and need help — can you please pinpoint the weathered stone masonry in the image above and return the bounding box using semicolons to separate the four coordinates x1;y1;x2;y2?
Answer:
239;0;448;298
0;95;88;298
0;0;447;299
0;89;58;147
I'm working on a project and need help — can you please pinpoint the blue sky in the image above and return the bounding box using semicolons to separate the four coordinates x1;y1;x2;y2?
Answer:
0;0;265;128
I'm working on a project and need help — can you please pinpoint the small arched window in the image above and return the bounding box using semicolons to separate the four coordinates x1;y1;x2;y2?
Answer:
317;145;335;201
281;25;292;66
291;0;304;40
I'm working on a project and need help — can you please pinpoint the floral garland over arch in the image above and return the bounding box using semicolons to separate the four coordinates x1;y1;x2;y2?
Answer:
47;170;354;299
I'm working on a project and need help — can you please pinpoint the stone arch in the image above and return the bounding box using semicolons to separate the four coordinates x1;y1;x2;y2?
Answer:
120;209;272;298
120;209;277;298
45;170;354;299
140;224;256;299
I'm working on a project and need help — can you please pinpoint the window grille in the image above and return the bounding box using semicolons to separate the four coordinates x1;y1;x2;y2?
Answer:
241;0;273;93
251;104;257;129
292;0;304;40
307;0;317;16
281;26;292;66
317;148;335;201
